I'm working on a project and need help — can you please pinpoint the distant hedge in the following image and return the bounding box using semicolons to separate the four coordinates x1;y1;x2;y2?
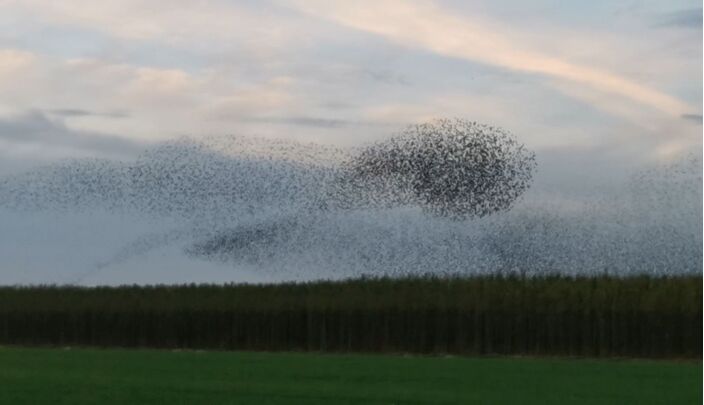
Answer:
0;275;700;358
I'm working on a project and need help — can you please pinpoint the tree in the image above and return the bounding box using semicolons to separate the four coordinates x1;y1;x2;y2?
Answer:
333;119;536;219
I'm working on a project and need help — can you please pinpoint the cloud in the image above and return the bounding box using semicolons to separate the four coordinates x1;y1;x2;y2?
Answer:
657;8;703;29
48;108;130;118
244;116;350;128
241;116;397;129
1;0;324;56
681;113;703;124
362;69;411;86
292;0;693;119
0;110;144;160
0;49;398;147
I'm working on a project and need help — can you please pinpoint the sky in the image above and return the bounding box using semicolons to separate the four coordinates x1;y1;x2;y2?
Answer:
0;0;700;173
0;0;701;284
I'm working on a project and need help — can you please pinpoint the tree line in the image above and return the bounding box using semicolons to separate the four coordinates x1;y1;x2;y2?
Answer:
0;274;699;358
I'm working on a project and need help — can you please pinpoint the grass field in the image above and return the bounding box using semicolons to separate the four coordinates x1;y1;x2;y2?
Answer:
0;347;699;404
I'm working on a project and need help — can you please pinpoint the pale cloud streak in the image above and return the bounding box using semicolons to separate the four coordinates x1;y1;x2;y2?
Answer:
291;0;694;118
1;0;323;58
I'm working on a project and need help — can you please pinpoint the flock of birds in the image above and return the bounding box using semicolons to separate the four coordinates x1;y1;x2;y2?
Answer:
0;119;700;283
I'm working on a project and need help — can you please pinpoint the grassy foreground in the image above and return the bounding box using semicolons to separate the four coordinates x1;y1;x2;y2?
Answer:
0;347;699;404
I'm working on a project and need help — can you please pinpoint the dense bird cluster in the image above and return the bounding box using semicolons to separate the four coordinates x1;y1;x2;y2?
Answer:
332;119;536;218
0;119;700;283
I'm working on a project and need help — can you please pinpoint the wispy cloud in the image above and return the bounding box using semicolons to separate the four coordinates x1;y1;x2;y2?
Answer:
0;110;143;158
48;109;130;118
292;1;693;118
1;0;323;55
681;113;703;124
243;116;350;128
657;8;703;29
241;116;396;128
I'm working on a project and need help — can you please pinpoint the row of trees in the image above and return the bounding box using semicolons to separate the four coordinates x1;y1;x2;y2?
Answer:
0;275;699;358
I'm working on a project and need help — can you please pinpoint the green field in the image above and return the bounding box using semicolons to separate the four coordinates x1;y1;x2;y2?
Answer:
0;347;699;404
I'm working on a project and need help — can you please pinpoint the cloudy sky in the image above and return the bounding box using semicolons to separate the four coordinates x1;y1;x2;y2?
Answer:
0;0;700;284
0;0;701;173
